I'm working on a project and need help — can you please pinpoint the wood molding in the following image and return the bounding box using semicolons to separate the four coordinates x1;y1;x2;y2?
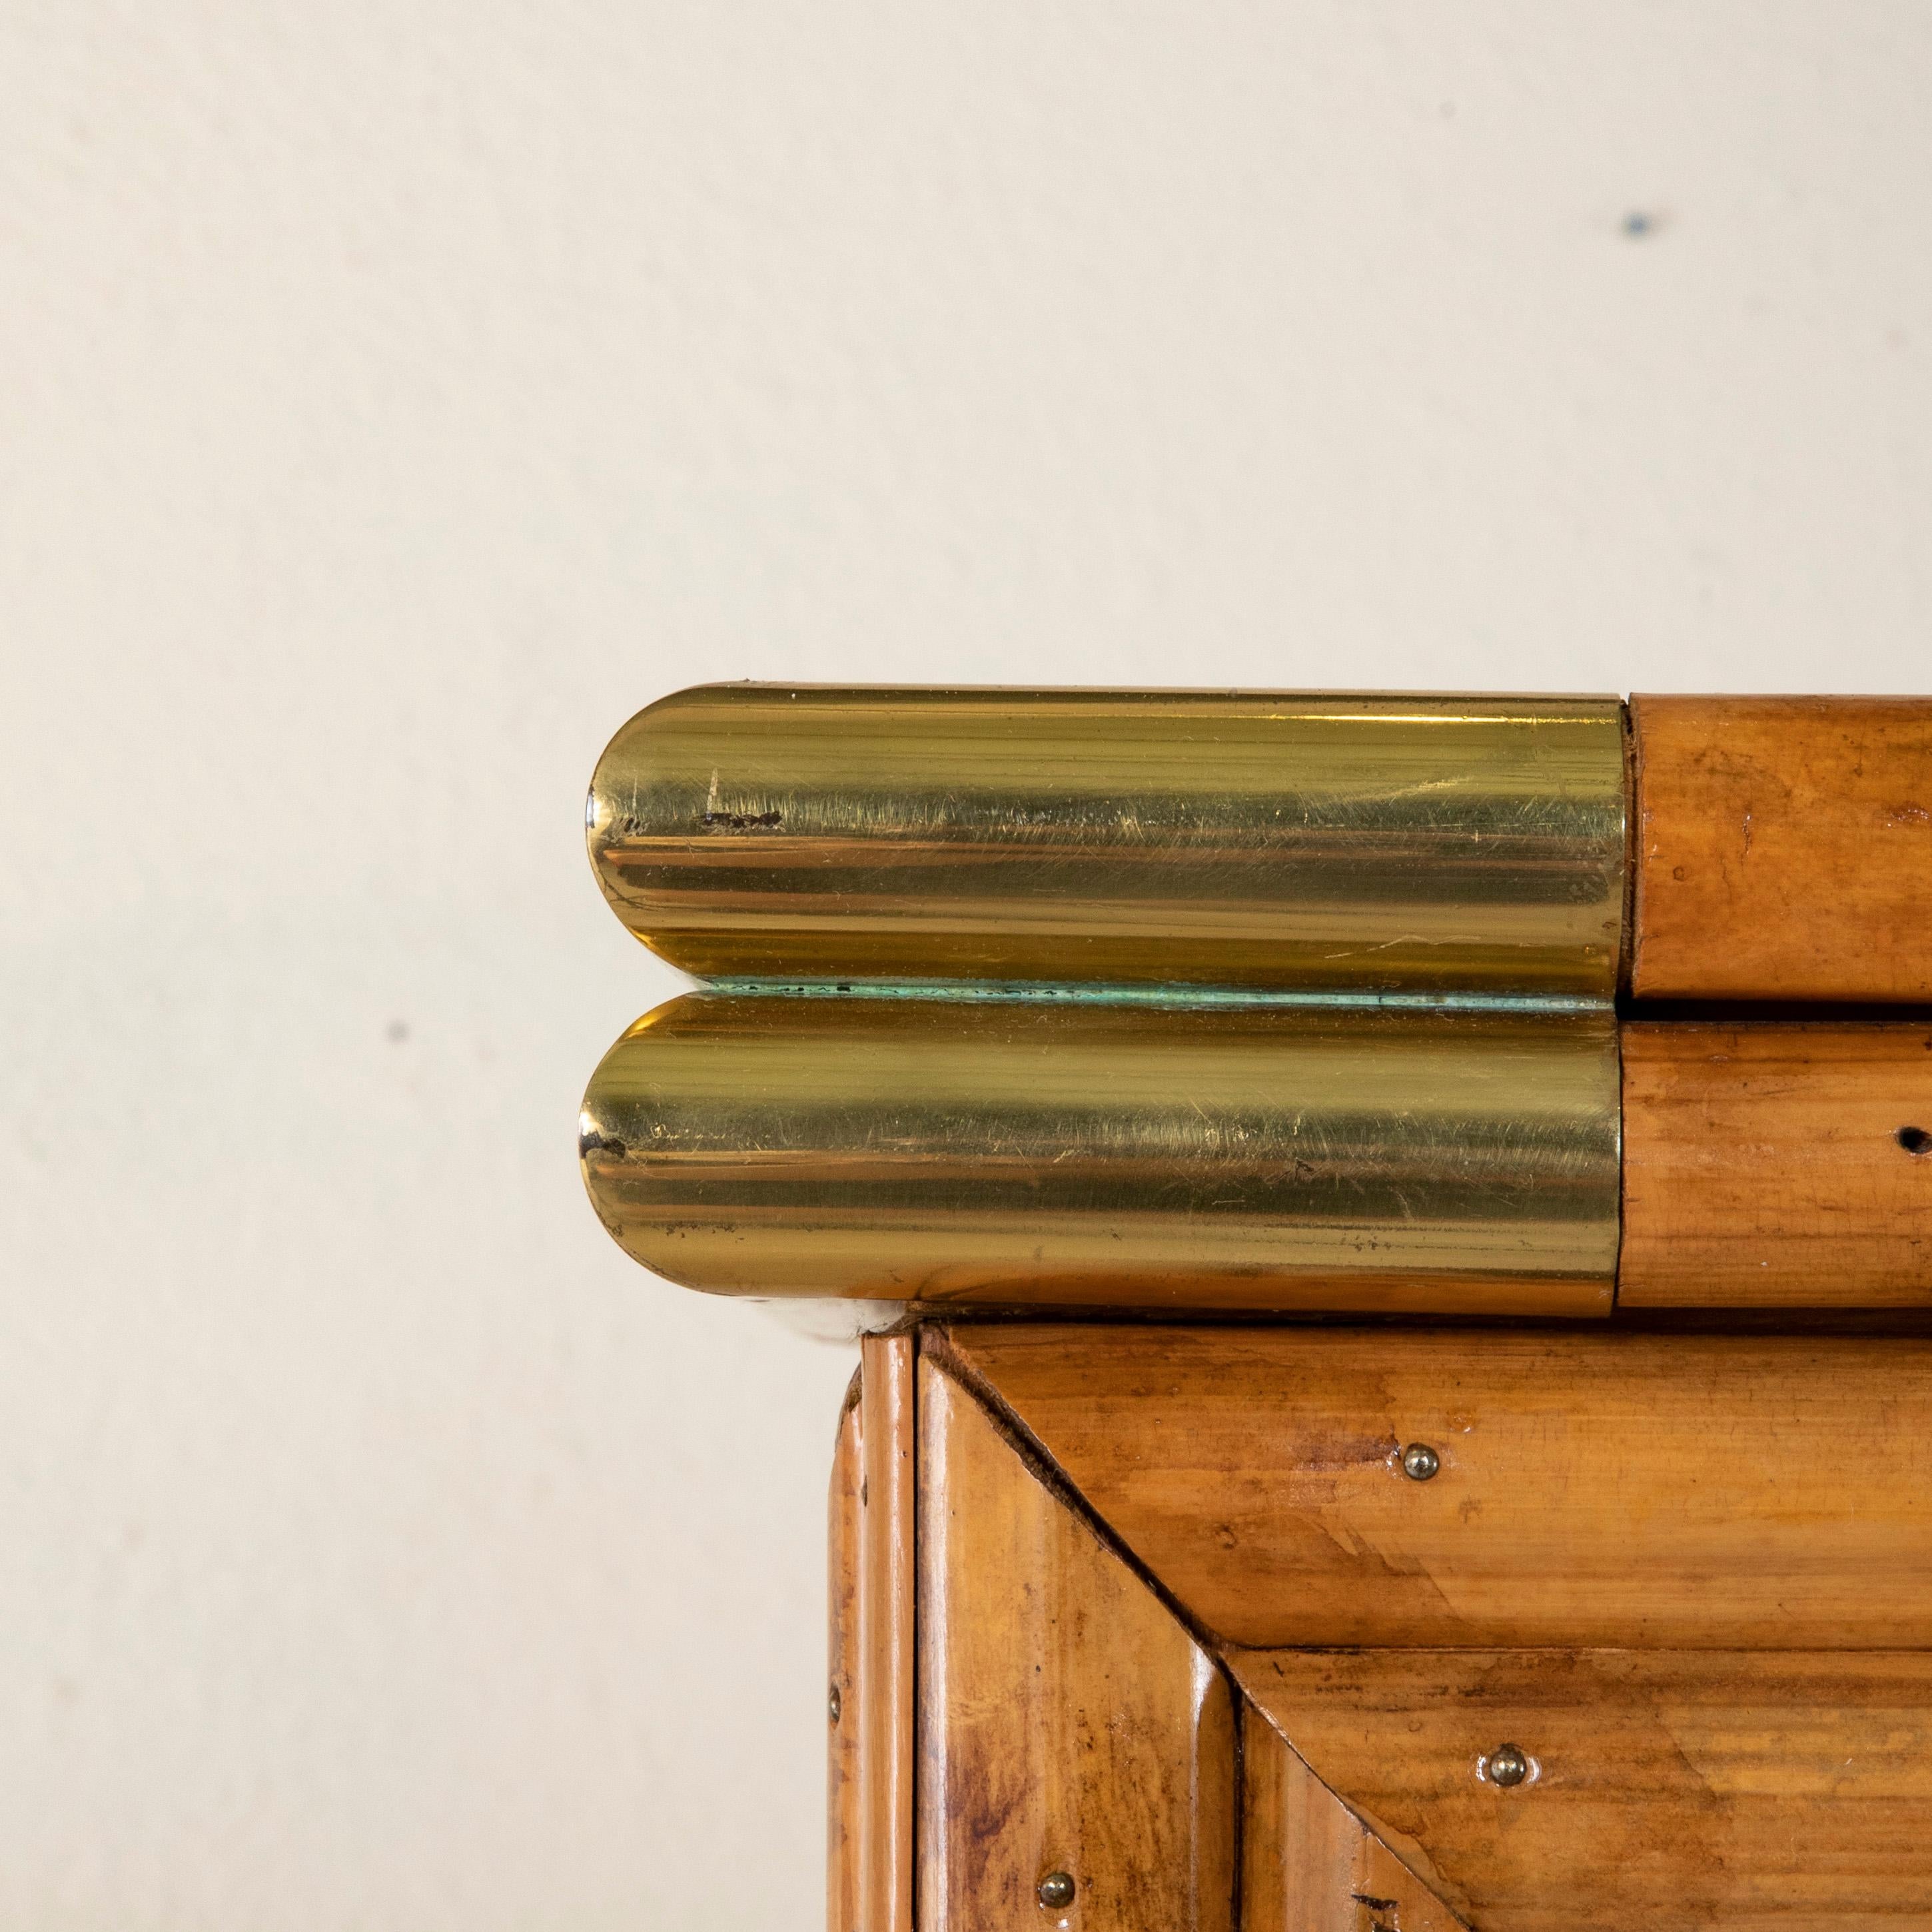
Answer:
1621;1020;1932;1306
1242;1703;1467;1932
1233;1646;1932;1929
829;1379;863;1932
943;1322;1932;1650
1631;694;1932;1003
854;1335;915;1932
857;1322;1932;1923
916;1355;1238;1930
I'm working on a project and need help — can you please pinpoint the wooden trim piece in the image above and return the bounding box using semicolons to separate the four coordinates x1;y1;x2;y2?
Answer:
857;1335;915;1932
829;1378;863;1932
944;1323;1932;1649
917;1356;1235;1931
1622;1021;1932;1306
1234;1647;1932;1930
1242;1702;1466;1932
1630;693;1932;1001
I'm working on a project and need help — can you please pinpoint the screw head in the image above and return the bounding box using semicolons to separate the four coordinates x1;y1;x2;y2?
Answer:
828;1685;841;1725
1037;1871;1076;1909
1400;1442;1440;1482
1484;1743;1529;1787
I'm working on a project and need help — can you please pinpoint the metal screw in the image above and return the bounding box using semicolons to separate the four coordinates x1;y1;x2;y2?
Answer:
1484;1743;1529;1787
1037;1871;1076;1909
828;1685;841;1725
1400;1442;1440;1482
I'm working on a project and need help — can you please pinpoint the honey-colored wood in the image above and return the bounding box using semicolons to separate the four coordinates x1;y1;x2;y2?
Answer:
917;1356;1235;1932
857;1335;914;1932
1243;1704;1466;1932
943;1323;1932;1649
1630;694;1932;1001
828;1378;862;1932
1234;1647;1932;1931
1622;1021;1932;1305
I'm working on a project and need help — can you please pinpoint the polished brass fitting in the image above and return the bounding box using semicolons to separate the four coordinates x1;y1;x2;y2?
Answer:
587;686;1628;999
580;992;1620;1316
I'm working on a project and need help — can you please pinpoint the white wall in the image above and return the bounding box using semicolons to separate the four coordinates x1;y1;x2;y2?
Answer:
4;4;1931;1925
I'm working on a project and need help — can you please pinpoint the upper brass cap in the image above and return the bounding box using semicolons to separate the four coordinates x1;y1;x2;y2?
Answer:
587;684;1628;999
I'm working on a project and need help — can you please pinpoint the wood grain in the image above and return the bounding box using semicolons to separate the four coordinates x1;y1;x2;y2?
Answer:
1234;1647;1932;1931
1622;1021;1932;1305
1243;1703;1466;1932
944;1323;1932;1649
916;1356;1234;1932
1631;694;1932;1001
828;1378;861;1932
857;1335;914;1932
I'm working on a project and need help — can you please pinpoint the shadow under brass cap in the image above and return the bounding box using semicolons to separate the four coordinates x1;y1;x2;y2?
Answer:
579;993;1622;1317
586;685;1628;999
